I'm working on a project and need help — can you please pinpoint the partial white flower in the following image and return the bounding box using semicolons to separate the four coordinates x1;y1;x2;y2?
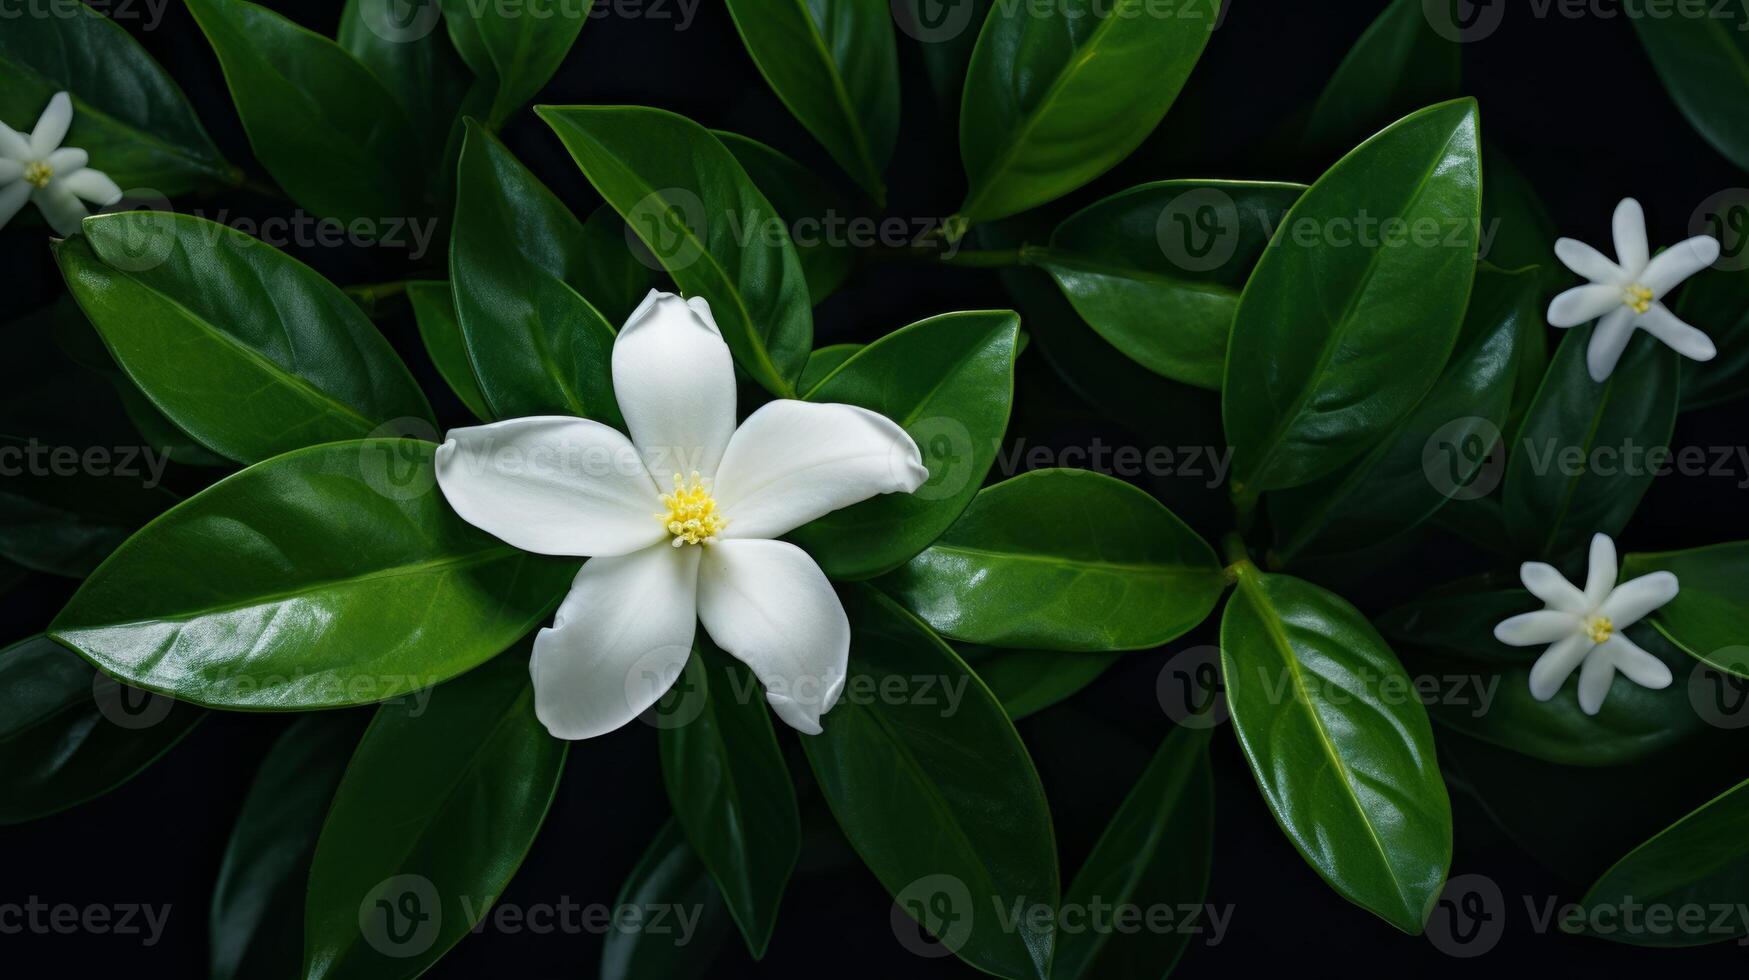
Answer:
0;92;124;236
435;290;928;740
1494;533;1678;716
1548;198;1719;382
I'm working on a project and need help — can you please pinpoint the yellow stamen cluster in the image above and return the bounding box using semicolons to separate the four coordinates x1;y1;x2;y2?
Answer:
23;161;53;189
656;471;727;547
1585;615;1615;644
1624;284;1653;315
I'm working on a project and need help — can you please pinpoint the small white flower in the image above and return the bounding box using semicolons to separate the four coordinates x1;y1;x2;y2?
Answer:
1547;197;1719;382
435;290;928;740
1494;533;1678;715
0;92;124;236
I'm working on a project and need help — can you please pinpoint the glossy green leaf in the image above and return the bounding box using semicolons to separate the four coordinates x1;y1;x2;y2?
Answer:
1676;265;1749;409
600;821;733;980
801;586;1057;980
1052;726;1213;980
338;0;470;166
880;469;1225;651
1633;6;1749;171
1221;566;1451;933
405;280;490;422
0;634;203;825
211;714;362;980
1271;264;1534;560
1624;543;1749;679
451;121;621;423
797;343;862;396
1503;326;1679;559
958;646;1119;722
723;0;898;202
791;310;1020;579
1224;99;1482;497
56;212;432;464
958;0;1220;222
577;204;661;326
441;0;591;126
659;640;799;957
186;0;421;223
1030;181;1304;389
50;440;575;710
304;649;566;979
716;130;857;304
0;0;233;194
1303;0;1461;152
540;105;813;396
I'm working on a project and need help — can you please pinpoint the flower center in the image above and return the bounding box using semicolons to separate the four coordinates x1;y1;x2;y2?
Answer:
1622;284;1653;315
23;160;53;189
656;471;727;547
1585;615;1615;644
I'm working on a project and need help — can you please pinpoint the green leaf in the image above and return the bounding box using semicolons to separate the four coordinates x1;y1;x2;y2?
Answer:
0;0;233;193
210;713;362;980
723;0;898;202
798;343;863;396
56;213;432;463
659;641;799;957
600;821;733;980
406;280;491;422
1270;264;1534;560
1377;587;1704;766
1624;543;1749;679
1224;99;1482;496
0;436;178;579
0;634;203;825
304;648;566;979
1302;0;1461;152
911;0;994;129
50;440;575;710
338;0;470;166
185;0;421;223
880;469;1225;651
577;204;661;326
1503;326;1679;559
791;310;1020;579
958;646;1119;722
441;0;592;126
801;586;1057;980
1221;566;1451;933
716;130;857;304
1030;181;1305;389
540;105;813;396
1676;264;1749;409
450;121;621;423
1632;5;1749;172
1052;726;1213;980
1576;775;1749;946
1479;147;1555;422
958;0;1220;222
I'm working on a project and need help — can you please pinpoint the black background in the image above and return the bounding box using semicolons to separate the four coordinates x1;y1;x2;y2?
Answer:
4;0;1747;976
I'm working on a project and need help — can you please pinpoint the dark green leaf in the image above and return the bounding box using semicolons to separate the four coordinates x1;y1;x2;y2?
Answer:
0;435;179;578
441;0;592;126
958;646;1119;722
1676;264;1749;409
1633;6;1749;172
600;821;733;980
1625;543;1749;679
797;343;862;396
577;204;661;326
339;0;471;166
406;280;491;422
1302;0;1461;153
716;130;857;304
910;0;993;128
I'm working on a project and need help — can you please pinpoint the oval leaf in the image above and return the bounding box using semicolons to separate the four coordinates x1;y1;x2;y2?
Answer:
1624;542;1749;680
406;280;491;422
1633;6;1749;172
600;821;733;980
716;130;857;304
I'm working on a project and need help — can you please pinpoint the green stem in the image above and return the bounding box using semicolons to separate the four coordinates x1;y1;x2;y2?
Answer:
934;247;1025;268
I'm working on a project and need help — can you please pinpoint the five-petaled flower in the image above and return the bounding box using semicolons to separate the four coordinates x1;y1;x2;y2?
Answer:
1493;533;1678;715
1547;197;1719;382
435;290;928;740
0;93;123;236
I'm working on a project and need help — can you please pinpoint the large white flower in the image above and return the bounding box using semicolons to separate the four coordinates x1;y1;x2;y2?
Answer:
435;290;927;740
1547;198;1719;382
0;92;123;236
1493;533;1678;716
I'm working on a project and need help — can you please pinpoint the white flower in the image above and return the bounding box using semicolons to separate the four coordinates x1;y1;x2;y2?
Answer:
0;92;124;236
435;290;928;740
1547;198;1719;382
1493;533;1678;715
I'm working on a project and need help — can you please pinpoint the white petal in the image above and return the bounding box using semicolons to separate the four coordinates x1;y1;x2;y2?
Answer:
0;159;20;183
45;146;87;174
712;400;928;540
1520;562;1588;614
1600;571;1679;628
0;181;30;229
1494;610;1580;647
1554;237;1626;284
695;538;848;734
1576;645;1617;715
612;290;737;480
57;167;122;207
29;92;72;158
1642;236;1720;297
1612;197;1649;274
1586;307;1637;382
1583;532;1617;608
31;184;87;236
0;120;29;161
1638;305;1717;363
1548;284;1623;327
1527;633;1591;701
1604;634;1673;690
435;416;666;558
530;545;701;740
